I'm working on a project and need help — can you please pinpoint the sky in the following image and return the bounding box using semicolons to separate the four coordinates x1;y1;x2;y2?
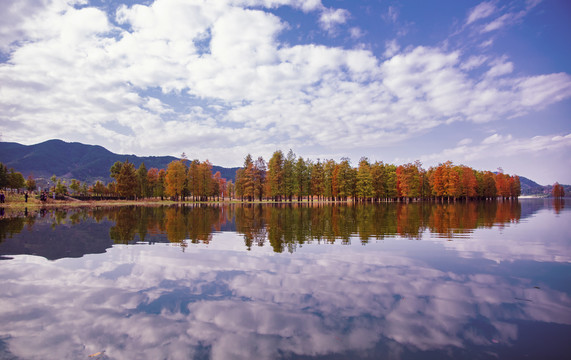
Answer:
0;0;570;185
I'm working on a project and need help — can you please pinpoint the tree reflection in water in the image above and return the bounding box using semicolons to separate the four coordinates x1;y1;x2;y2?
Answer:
1;201;523;255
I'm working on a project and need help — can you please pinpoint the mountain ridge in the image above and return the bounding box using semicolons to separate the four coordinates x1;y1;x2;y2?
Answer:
0;139;239;182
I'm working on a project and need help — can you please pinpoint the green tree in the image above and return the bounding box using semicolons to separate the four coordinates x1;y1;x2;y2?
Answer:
8;169;26;190
336;158;354;200
69;179;81;195
323;159;337;201
295;156;310;201
136;163;148;198
253;156;267;201
283;150;296;201
110;161;123;180
310;160;325;201
268;150;284;201
356;157;374;201
0;163;8;189
55;179;67;196
116;161;137;199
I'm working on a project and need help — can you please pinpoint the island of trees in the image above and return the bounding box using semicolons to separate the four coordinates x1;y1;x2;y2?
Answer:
0;149;546;203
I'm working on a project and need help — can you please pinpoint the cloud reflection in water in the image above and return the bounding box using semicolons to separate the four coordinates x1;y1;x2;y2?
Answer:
0;201;569;359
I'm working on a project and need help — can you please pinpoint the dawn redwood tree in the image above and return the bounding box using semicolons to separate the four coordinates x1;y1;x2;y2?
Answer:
93;180;105;198
253;156;267;201
213;171;222;201
283;150;296;201
482;171;497;199
323;159;336;201
295;156;310;201
165;160;187;201
198;160;214;201
495;170;511;199
147;168;159;198
116;161;137;199
188;160;200;201
510;176;521;198
310;159;325;201
226;179;234;200
157;169;166;200
552;182;565;198
136;163;148;198
356;157;374;202
268;150;284;201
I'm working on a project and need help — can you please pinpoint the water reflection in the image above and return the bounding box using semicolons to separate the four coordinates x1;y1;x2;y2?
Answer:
1;201;527;259
0;200;569;360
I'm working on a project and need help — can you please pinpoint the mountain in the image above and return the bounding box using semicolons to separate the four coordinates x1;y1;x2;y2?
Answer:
0;140;239;183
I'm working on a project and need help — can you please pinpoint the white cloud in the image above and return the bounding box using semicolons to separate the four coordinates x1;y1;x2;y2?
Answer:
466;1;496;25
0;0;569;168
457;138;472;146
383;39;400;58
485;58;513;78
419;133;571;165
349;27;364;39
318;8;350;33
384;6;398;23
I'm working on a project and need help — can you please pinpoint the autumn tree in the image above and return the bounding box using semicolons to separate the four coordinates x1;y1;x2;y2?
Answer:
165;160;187;200
552;182;565;198
26;175;37;192
157;169;166;199
495;169;511;199
187;160;200;201
212;171;222;200
93;180;105;197
323;159;336;201
147;168;159;198
197;160;214;201
396;162;421;200
509;175;521;198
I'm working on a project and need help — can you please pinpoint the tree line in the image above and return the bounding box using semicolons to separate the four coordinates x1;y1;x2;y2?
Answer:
0;151;547;202
233;150;521;202
91;157;229;201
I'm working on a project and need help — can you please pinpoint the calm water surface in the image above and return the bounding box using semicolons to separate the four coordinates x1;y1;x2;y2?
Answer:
0;200;570;359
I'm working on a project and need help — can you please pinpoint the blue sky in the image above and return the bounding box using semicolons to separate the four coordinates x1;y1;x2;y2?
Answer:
1;0;570;184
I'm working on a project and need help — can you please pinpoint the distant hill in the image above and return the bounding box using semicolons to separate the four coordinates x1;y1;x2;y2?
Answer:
0;140;239;183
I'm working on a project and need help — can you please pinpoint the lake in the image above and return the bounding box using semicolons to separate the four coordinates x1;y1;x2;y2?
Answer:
0;199;570;359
